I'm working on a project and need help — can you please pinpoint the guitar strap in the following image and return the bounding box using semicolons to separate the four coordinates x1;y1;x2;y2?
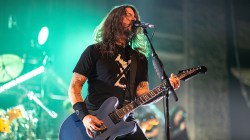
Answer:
124;47;137;104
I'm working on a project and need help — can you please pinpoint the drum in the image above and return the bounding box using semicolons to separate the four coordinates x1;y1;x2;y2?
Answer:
7;105;26;123
0;118;10;134
11;109;38;139
2;106;37;139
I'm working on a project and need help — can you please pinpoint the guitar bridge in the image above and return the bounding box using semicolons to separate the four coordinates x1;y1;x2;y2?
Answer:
92;127;107;137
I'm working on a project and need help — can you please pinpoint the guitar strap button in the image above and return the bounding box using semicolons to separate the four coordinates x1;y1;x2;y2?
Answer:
75;110;80;115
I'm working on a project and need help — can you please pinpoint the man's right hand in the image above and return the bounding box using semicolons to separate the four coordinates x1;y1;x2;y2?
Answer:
83;115;105;138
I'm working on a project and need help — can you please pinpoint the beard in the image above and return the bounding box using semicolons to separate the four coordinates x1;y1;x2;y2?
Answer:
124;27;136;43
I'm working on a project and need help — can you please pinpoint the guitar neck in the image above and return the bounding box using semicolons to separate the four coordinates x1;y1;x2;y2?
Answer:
114;66;206;119
114;81;167;119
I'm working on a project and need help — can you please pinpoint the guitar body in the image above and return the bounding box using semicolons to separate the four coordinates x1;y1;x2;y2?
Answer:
59;97;137;140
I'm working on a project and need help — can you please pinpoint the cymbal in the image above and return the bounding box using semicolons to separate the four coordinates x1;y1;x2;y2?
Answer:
0;54;24;83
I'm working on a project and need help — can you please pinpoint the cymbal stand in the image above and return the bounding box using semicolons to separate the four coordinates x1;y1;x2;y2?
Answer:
27;91;57;118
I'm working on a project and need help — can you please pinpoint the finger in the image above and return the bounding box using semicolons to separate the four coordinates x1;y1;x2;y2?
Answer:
85;125;94;133
170;80;176;87
90;122;102;131
93;117;104;126
86;129;91;138
177;81;180;88
171;73;179;80
171;73;175;77
92;117;106;130
170;81;178;90
86;128;94;138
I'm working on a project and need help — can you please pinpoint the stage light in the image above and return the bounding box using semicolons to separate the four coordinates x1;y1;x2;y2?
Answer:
38;26;49;45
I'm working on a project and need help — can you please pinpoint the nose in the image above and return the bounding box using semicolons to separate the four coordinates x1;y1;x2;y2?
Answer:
131;16;136;21
131;20;136;25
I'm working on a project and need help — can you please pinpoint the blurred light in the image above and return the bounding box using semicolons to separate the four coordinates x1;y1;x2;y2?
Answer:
38;26;49;45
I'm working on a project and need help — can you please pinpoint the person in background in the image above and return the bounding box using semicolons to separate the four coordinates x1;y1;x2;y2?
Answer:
170;106;189;140
134;106;160;140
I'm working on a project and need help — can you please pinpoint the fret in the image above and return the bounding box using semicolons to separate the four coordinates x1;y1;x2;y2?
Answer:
115;110;123;119
156;87;161;92
178;73;184;79
151;91;156;97
160;86;163;92
143;94;149;100
152;89;158;96
133;101;139;108
147;93;152;98
135;99;142;105
149;91;155;97
125;106;130;112
139;96;146;103
162;82;166;87
120;110;125;117
128;103;134;110
125;105;130;111
122;108;127;114
118;104;135;117
138;97;144;104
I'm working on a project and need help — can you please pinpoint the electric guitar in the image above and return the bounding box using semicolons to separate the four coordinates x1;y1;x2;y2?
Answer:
59;66;207;140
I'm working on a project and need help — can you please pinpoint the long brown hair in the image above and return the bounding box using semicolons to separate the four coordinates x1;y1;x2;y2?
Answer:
94;5;150;57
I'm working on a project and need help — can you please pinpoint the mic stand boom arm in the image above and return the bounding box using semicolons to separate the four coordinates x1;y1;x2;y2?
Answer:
142;28;178;140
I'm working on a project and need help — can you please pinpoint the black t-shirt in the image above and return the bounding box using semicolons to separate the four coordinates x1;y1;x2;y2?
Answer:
73;44;148;111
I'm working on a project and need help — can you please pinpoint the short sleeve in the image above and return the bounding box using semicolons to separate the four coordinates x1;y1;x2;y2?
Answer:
137;53;148;83
73;45;98;77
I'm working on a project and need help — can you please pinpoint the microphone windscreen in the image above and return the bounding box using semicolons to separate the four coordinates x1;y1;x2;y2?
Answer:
152;56;163;79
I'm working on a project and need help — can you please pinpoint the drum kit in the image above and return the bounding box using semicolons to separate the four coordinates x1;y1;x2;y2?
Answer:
0;13;61;139
0;105;38;139
0;53;56;139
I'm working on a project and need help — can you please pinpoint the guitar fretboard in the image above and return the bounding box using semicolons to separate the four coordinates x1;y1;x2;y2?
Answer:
113;66;206;119
115;82;167;119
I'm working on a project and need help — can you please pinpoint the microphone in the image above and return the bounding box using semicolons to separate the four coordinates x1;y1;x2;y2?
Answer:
133;21;155;28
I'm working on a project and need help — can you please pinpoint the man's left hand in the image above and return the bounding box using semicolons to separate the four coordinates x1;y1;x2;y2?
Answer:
169;73;180;90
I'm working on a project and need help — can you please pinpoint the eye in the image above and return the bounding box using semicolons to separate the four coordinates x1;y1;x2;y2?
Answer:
125;13;135;19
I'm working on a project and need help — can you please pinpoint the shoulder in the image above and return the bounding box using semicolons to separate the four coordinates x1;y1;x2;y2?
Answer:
85;43;100;51
81;43;101;55
133;49;148;61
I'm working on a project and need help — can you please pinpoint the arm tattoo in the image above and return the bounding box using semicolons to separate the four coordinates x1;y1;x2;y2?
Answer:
71;72;86;87
68;72;87;104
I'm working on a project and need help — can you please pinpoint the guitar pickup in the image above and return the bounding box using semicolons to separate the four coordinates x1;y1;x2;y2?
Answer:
109;112;121;124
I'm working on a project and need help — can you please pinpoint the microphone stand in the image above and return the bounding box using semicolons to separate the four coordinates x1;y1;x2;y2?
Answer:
142;28;178;140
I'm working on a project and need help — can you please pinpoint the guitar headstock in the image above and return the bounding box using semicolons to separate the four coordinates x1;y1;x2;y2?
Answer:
177;66;207;81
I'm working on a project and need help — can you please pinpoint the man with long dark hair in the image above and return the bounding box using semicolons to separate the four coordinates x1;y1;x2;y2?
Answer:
68;4;180;139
